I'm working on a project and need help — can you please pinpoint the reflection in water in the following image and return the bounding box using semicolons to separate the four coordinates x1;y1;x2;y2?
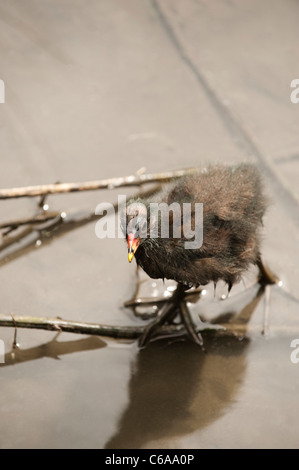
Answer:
105;288;264;449
0;334;105;367
105;336;249;449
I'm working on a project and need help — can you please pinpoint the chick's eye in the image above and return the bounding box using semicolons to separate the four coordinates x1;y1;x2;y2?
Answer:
135;223;140;232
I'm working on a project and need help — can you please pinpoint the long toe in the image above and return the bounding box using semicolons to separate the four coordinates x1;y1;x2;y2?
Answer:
138;302;177;348
179;301;204;347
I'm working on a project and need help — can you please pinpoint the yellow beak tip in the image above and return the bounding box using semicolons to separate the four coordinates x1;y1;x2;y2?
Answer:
128;253;134;263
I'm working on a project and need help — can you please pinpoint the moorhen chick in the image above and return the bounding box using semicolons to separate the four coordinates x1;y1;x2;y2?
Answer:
122;163;277;347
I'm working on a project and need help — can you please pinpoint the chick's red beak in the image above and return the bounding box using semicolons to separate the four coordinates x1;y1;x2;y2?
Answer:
127;234;140;263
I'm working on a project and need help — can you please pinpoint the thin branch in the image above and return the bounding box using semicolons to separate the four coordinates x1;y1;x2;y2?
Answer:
0;185;161;268
0;313;295;342
124;288;202;308
0;167;200;200
0;211;61;230
0;314;195;340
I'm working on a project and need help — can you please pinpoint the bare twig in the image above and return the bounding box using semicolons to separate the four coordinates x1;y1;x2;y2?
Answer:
0;211;61;230
0;314;196;340
0;185;161;269
124;288;202;308
0;167;200;200
10;312;19;348
262;284;271;336
0;313;295;342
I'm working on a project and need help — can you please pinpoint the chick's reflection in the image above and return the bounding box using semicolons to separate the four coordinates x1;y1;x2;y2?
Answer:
105;332;249;449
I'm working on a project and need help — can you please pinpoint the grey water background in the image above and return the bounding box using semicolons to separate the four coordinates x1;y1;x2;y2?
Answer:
1;0;299;448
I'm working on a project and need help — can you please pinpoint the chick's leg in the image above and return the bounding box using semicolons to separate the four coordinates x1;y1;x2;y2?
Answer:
256;256;280;286
138;283;204;348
